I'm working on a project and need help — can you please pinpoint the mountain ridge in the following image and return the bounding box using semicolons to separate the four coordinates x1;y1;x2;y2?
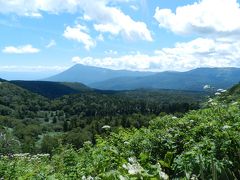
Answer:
22;65;240;91
91;67;240;91
44;64;156;85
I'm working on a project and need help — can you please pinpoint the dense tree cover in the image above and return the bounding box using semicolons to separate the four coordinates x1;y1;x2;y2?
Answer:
0;83;239;179
0;82;50;117
0;82;202;153
11;81;92;99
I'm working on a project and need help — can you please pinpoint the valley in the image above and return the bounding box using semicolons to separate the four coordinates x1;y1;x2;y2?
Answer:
0;66;239;179
0;79;203;152
0;78;239;179
1;0;240;178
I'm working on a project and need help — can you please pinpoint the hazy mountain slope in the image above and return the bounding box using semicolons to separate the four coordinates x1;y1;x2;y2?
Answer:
91;67;240;91
44;64;156;85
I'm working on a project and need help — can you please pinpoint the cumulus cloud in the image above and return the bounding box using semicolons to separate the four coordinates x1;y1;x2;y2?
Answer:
2;44;40;54
0;0;152;42
154;0;240;36
63;25;95;50
72;38;240;71
88;0;152;41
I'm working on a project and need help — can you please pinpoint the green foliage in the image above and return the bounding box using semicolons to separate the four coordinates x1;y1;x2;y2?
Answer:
40;135;61;154
0;81;201;152
1;81;239;179
11;80;91;99
0;84;239;179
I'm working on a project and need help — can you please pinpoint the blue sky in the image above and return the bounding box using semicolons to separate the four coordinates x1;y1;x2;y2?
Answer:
0;0;240;80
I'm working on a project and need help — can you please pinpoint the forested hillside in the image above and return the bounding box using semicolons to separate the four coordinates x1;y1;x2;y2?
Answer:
0;81;202;153
0;81;239;179
11;81;92;99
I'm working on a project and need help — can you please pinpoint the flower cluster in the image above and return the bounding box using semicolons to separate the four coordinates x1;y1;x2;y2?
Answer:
122;157;144;175
102;125;111;130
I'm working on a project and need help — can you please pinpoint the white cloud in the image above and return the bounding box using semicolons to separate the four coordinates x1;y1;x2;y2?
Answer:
154;0;240;36
63;24;95;50
2;44;40;54
0;0;42;17
0;65;67;72
0;0;152;41
89;2;152;41
46;40;56;48
72;38;240;71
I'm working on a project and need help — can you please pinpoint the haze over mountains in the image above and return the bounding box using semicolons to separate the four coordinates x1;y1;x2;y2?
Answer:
45;64;240;91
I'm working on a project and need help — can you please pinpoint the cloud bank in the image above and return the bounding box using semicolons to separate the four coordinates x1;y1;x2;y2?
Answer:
0;0;152;42
73;38;240;71
72;0;240;71
1;0;240;71
2;45;40;54
154;0;240;36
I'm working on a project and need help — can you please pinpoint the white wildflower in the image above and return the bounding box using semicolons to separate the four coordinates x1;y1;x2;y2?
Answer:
84;141;92;145
217;89;227;93
82;176;94;180
157;163;169;180
208;98;213;103
172;116;177;119
124;141;130;145
217;89;224;92
128;157;136;163
159;171;169;180
37;154;50;157
31;155;40;160
102;125;111;129
191;174;198;180
119;175;127;180
222;125;231;130
203;85;211;90
232;102;238;105
13;153;29;158
211;102;218;106
123;157;144;175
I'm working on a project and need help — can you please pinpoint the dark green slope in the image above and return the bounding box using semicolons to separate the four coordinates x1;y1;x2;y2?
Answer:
0;82;49;117
91;67;240;91
11;81;92;99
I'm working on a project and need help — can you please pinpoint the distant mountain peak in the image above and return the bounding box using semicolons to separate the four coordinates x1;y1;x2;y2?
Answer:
44;64;155;85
